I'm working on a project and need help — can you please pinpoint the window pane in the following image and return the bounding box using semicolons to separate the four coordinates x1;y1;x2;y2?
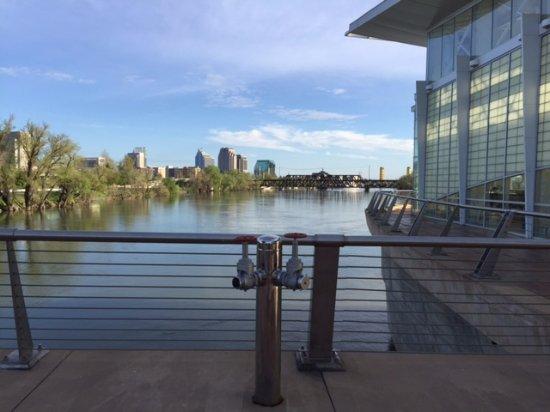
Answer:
493;0;512;48
428;27;443;81
505;174;525;202
442;20;455;76
473;0;493;56
455;9;472;56
536;169;550;205
512;0;532;37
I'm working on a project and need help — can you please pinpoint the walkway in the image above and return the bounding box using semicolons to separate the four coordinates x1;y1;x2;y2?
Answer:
2;350;550;411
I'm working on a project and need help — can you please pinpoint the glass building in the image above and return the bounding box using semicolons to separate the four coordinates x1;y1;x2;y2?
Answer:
348;0;550;237
254;160;276;177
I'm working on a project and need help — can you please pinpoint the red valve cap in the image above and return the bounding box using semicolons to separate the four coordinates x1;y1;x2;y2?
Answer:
284;232;308;239
234;235;257;243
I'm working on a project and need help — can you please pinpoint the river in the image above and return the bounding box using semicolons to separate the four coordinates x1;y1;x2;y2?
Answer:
0;190;393;351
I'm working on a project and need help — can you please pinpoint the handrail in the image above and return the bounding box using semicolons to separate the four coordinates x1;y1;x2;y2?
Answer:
388;194;550;219
0;228;549;249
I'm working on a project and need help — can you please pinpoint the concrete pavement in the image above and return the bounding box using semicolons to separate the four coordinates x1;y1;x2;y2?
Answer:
2;350;550;411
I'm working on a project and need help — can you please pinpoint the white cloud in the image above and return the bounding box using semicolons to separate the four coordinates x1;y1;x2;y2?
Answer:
0;66;95;84
270;107;361;121
317;87;348;96
210;124;412;155
154;73;258;108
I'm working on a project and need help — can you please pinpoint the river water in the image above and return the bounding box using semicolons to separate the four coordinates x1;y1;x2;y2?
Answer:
0;190;394;351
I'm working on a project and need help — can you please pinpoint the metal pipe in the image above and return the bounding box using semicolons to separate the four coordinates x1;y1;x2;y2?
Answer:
253;235;283;407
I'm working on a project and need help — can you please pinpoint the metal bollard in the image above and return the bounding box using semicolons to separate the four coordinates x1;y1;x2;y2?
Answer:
232;234;310;406
254;234;283;406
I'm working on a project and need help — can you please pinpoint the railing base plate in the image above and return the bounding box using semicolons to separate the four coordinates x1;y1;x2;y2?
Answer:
295;349;345;372
0;348;49;370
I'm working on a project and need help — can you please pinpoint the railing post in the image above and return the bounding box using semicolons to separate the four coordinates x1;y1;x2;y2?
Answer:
408;201;427;236
391;198;409;232
473;211;514;278
1;240;48;370
366;192;379;214
375;195;390;218
431;206;460;255
382;196;397;225
296;237;344;371
253;235;283;406
371;192;384;215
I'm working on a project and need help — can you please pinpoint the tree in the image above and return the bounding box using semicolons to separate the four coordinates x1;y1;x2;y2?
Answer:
0;116;19;212
395;173;413;190
18;122;78;210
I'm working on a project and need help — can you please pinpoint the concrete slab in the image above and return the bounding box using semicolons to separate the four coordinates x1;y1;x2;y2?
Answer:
13;351;332;412
0;350;71;411
324;353;550;412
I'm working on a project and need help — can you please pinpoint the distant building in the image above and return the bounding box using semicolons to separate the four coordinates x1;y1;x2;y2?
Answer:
167;167;185;179
83;157;107;168
152;166;168;179
406;166;412;176
254;160;276;177
167;166;200;179
237;154;248;173
182;166;201;179
195;149;215;169
127;147;147;169
379;167;386;181
1;131;27;169
218;147;237;172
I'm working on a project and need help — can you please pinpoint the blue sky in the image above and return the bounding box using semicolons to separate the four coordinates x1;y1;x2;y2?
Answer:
0;0;425;178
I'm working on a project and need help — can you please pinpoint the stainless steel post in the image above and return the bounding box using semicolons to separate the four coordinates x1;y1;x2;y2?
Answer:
1;240;48;370
253;235;283;406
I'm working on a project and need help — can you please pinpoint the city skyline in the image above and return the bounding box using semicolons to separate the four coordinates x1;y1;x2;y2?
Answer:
0;0;424;178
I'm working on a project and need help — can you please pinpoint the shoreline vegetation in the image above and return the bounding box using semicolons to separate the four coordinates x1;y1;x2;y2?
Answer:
0;117;257;214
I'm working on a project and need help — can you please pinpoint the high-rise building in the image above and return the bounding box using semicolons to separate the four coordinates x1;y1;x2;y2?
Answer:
195;149;215;169
1;131;27;169
218;147;237;172
406;166;412;176
348;0;550;237
127;147;147;169
237;154;248;173
254;160;276;177
379;167;386;181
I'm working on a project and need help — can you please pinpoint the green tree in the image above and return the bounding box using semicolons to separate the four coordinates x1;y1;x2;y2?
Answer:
18;122;78;210
395;173;413;190
0;116;19;212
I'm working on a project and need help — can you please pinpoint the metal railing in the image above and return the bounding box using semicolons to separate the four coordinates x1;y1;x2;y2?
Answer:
1;228;550;401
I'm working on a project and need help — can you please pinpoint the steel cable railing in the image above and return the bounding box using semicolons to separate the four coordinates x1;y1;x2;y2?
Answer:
0;228;550;372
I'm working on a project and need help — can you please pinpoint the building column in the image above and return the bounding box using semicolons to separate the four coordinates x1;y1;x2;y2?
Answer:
415;81;428;199
456;53;471;225
522;12;541;238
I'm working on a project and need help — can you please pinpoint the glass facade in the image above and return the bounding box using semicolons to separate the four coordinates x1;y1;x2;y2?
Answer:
536;34;550;235
427;0;542;82
419;0;550;234
425;82;459;199
467;49;524;189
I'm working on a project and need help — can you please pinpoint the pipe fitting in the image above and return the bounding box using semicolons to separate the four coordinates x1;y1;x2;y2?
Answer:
274;269;310;291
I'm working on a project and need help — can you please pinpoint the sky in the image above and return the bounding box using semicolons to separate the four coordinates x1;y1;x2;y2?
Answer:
0;0;425;178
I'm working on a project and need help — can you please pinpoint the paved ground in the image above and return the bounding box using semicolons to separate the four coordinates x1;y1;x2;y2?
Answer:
2;350;550;411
